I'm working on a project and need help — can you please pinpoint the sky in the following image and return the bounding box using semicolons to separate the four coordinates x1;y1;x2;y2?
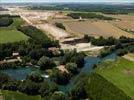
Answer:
0;0;134;3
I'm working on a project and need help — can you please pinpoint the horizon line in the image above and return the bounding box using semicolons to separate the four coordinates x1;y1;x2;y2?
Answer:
0;1;134;3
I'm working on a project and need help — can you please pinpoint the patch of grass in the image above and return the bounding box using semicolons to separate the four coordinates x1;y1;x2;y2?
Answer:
10;17;25;28
96;58;134;99
0;17;29;44
1;90;41;100
128;13;134;16
0;29;29;44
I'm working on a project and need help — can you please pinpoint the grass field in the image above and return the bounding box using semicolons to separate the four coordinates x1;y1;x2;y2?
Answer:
1;90;41;100
96;57;134;99
128;13;134;16
0;29;29;44
0;17;29;44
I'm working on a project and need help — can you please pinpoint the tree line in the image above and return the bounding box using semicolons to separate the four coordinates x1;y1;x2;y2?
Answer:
67;12;114;20
84;35;134;57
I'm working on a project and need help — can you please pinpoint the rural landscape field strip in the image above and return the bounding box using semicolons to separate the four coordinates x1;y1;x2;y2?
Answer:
0;17;29;44
63;20;134;38
96;58;134;99
2;90;41;100
0;29;29;43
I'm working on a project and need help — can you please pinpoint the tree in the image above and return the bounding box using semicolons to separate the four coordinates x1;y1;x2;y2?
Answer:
0;73;11;84
39;81;58;97
18;80;40;95
38;56;56;70
116;49;128;56
39;81;50;97
51;69;70;85
75;54;85;68
27;72;44;83
0;16;13;27
65;63;78;75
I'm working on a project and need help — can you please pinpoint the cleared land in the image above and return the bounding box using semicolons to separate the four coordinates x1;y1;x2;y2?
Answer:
96;58;134;99
0;17;29;44
123;53;134;62
111;21;134;31
62;20;134;38
1;90;41;100
104;14;134;32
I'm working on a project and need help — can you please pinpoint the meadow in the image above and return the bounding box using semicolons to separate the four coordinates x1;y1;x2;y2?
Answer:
0;29;29;44
96;58;134;99
0;17;29;44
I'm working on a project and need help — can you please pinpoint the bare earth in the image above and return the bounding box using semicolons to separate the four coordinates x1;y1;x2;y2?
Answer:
7;8;134;53
123;53;134;62
104;14;134;31
63;20;134;38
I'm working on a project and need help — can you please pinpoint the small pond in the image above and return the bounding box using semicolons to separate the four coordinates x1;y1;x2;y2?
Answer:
0;67;33;80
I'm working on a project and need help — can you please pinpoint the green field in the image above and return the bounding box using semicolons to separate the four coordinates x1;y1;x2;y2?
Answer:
1;90;41;100
0;17;29;44
10;18;25;29
0;29;29;43
128;13;134;16
96;57;134;99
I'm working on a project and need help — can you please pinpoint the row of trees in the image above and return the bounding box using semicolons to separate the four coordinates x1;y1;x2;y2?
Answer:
0;16;13;27
17;26;59;48
67;12;114;20
84;35;134;57
84;35;134;46
30;4;134;14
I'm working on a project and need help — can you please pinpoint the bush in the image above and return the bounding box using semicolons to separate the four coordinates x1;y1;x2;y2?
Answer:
55;23;66;30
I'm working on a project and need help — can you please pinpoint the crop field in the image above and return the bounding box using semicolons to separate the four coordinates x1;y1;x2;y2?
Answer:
104;14;134;21
0;17;29;44
1;90;41;100
96;58;134;99
104;14;134;31
62;20;134;38
110;20;134;31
